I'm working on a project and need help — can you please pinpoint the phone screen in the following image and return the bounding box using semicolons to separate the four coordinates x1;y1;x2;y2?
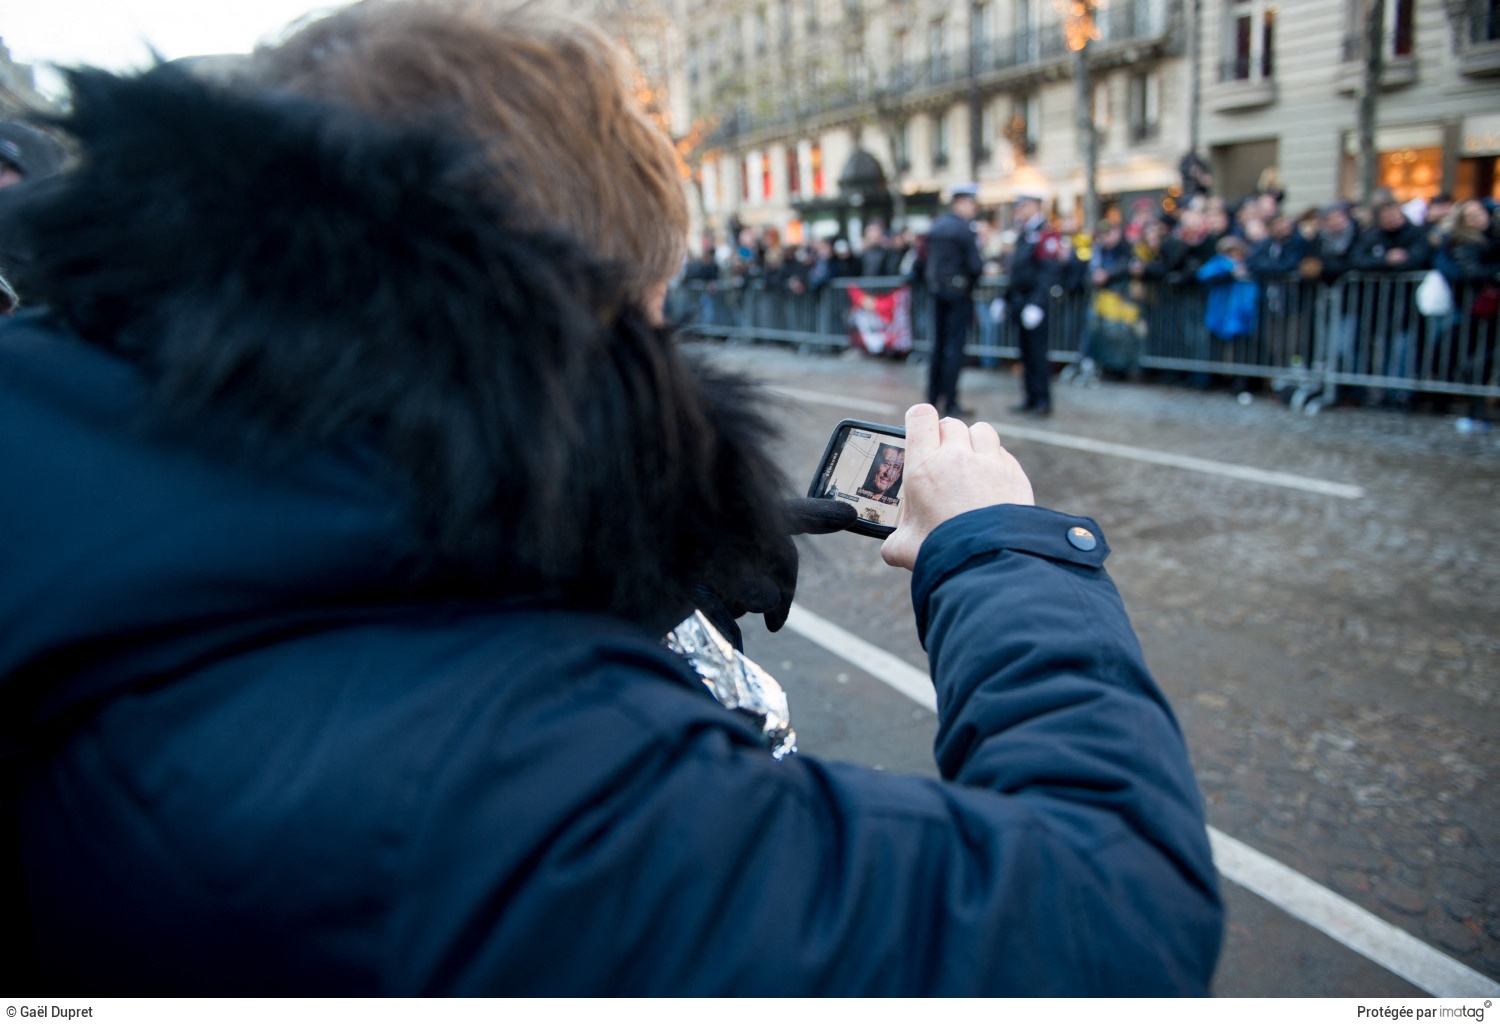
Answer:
808;420;907;538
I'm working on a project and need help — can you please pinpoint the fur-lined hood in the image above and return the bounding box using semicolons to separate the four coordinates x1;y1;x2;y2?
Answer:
0;66;791;729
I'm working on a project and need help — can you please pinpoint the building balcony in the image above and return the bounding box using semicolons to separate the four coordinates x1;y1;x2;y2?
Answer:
1333;34;1419;93
1209;60;1276;112
1450;0;1500;76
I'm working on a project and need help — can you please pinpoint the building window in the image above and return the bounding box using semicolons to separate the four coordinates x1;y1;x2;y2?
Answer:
847;45;867;95
1015;0;1040;62
971;2;992;66
1391;0;1416;56
740;155;750;202
811;141;825;196
1342;0;1416;61
1128;71;1160;142
929;18;946;80
933;110;950;168
896;120;911;172
1093;80;1111;141
787;147;801;197
1475;0;1500;43
1226;1;1276;82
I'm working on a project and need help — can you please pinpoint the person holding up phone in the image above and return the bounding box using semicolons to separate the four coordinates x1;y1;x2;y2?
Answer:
2;0;1218;996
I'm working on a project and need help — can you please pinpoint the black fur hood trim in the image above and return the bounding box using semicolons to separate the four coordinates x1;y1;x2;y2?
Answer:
0;65;790;625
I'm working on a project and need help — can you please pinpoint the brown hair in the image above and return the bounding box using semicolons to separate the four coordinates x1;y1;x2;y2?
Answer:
248;0;687;308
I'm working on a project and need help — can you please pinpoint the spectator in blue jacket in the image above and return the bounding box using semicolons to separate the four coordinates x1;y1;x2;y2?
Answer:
1198;235;1260;390
0;0;1221;997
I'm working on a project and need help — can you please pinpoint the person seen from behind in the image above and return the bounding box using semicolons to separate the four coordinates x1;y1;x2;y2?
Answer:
0;0;1221;996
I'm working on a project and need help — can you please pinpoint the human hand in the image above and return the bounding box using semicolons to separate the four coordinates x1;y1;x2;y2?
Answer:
880;405;1034;571
1387;248;1407;265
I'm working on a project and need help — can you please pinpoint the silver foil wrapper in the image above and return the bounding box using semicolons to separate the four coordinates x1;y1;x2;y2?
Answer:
664;610;797;760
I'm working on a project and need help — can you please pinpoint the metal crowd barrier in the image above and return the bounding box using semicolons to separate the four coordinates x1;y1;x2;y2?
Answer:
669;269;1500;406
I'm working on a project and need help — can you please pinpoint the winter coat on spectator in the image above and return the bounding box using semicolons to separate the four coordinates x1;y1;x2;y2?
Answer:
1303;223;1358;285
681;254;719;285
1351;218;1433;274
1198;253;1259;339
1147;233;1218;285
1090;235;1135;291
1434;225;1500;290
1248;230;1309;280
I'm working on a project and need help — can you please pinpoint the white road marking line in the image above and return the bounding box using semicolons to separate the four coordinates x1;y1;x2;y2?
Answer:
987;421;1367;500
1208;829;1500;999
782;602;1500;999
766;385;1367;500
784;606;937;712
767;385;904;417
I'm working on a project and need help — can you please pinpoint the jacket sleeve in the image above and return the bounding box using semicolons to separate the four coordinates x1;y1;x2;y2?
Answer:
409;506;1223;996
1349;229;1386;272
1196;255;1233;285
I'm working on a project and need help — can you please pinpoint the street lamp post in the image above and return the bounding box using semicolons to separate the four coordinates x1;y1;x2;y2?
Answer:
1057;0;1101;227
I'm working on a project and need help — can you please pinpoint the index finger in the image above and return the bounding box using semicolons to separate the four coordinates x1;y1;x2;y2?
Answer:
904;404;940;457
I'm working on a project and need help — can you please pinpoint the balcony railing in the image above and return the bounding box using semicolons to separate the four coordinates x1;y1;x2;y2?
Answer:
1218;55;1273;84
703;0;1174;142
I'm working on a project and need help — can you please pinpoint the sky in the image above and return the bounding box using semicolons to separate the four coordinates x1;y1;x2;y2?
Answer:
3;0;341;94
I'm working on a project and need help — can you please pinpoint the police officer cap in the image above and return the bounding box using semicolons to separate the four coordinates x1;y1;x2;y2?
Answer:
948;181;979;200
1013;193;1044;206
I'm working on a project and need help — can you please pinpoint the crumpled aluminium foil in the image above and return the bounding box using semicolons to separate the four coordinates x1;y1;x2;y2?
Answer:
664;610;797;759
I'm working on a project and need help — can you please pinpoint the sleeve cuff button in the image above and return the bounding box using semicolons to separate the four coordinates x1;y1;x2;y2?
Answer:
1067;526;1098;551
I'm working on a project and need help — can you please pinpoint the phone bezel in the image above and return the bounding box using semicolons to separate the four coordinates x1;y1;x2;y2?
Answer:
807;418;908;538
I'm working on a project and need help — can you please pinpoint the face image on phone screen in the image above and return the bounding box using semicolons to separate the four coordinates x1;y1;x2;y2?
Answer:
813;425;907;533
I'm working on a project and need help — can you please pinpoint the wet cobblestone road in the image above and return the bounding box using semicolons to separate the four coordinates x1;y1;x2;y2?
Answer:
692;341;1500;995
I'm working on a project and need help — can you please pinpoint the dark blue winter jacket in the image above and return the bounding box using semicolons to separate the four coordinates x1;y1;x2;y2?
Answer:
2;315;1221;996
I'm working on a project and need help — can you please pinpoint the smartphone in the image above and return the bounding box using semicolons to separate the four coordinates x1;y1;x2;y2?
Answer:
807;419;908;538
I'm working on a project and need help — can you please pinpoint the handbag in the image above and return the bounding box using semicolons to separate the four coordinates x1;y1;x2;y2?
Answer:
1415;269;1454;317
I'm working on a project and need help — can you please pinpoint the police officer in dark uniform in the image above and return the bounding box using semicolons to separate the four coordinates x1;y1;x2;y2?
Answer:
1006;194;1062;416
923;182;983;418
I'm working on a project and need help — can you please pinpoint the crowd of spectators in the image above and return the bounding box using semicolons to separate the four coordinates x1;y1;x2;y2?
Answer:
677;163;1500;417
